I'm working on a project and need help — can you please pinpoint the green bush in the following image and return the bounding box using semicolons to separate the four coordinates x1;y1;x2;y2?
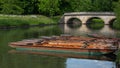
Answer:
0;19;30;28
1;4;23;14
87;19;104;29
91;19;104;23
112;21;120;30
0;19;11;27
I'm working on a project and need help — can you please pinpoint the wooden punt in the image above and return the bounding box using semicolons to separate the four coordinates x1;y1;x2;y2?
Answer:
9;36;119;55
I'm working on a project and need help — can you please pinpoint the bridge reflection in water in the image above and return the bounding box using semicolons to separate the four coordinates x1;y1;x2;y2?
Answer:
61;24;118;37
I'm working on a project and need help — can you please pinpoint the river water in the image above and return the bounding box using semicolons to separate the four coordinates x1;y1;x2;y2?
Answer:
0;24;120;68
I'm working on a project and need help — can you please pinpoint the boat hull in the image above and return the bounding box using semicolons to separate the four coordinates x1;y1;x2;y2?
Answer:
9;50;115;61
10;45;116;56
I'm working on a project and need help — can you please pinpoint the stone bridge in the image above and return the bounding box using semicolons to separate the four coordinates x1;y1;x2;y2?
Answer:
60;12;116;24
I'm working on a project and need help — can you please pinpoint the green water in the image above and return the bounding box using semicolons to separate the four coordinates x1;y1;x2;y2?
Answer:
0;25;120;68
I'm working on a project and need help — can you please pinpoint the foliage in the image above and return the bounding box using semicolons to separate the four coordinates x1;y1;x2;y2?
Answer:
91;19;104;23
0;18;29;28
91;0;113;11
87;19;104;29
0;0;24;14
68;0;91;12
1;4;23;14
19;0;39;14
38;0;60;16
0;0;116;16
59;0;71;13
0;15;59;28
114;0;120;23
112;22;120;30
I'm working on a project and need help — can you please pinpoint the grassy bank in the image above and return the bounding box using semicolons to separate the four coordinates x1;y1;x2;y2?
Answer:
0;14;120;29
0;15;61;28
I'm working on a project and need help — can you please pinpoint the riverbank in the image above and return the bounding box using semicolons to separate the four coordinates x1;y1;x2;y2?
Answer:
0;14;120;30
0;14;61;29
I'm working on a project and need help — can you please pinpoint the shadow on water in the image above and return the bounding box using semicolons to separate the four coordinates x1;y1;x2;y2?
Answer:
103;53;116;61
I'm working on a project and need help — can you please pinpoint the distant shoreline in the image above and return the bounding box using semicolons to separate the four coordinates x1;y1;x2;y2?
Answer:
0;14;60;29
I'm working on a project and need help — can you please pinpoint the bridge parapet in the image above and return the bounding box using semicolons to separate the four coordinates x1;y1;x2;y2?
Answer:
64;12;115;16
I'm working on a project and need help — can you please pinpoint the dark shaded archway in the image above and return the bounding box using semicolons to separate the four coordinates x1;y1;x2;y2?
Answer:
109;18;120;30
86;17;104;30
67;18;82;28
109;18;116;27
86;17;104;24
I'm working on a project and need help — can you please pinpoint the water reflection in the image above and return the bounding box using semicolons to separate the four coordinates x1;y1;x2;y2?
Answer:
62;24;91;36
66;58;116;68
0;25;119;68
99;25;116;37
5;53;66;68
62;24;120;37
8;50;116;68
9;50;115;61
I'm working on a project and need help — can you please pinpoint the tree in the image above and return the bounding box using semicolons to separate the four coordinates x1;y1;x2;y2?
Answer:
0;0;24;14
114;0;120;22
91;0;113;11
19;0;39;14
69;0;91;12
1;4;23;14
38;0;61;16
0;0;117;15
59;0;71;13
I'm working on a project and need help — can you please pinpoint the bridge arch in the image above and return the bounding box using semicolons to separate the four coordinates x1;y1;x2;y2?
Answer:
109;18;117;28
67;17;82;24
86;17;104;24
86;17;104;29
66;17;82;28
109;18;116;24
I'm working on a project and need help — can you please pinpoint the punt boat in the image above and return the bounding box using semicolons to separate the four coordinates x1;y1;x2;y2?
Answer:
9;35;119;55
